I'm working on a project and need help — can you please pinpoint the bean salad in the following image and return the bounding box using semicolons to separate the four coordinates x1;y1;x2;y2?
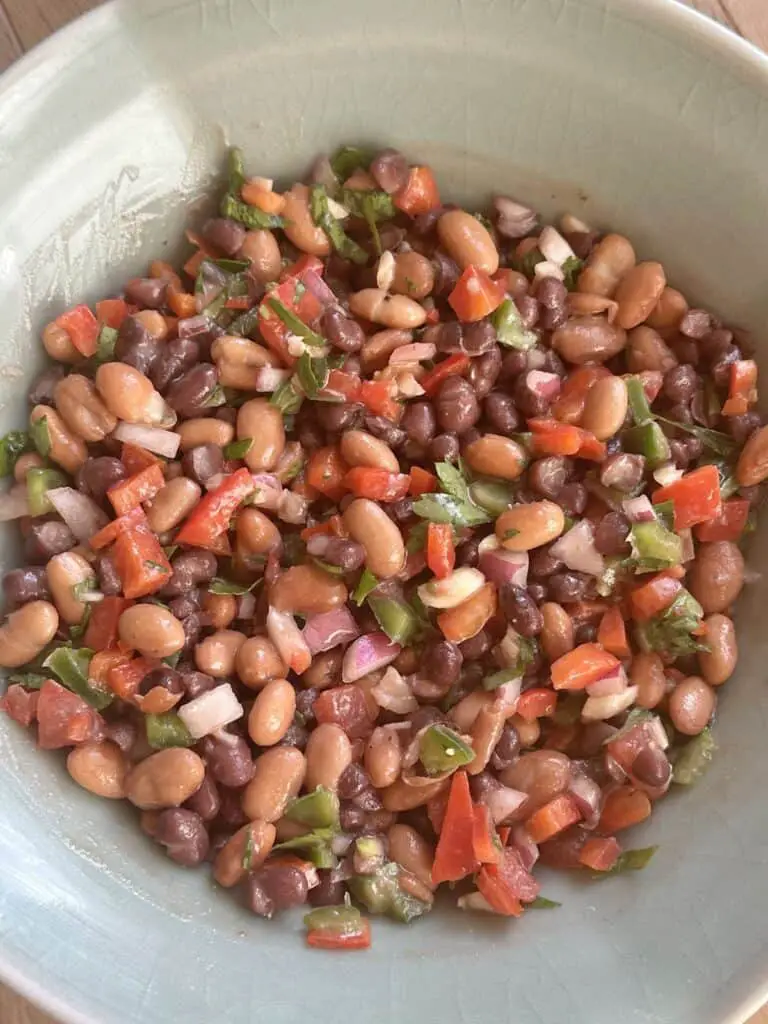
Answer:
0;144;762;948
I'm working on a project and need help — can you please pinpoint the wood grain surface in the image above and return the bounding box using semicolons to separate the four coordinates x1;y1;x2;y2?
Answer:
0;0;766;1021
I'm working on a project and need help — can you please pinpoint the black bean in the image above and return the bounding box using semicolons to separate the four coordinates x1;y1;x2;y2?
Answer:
490;723;520;771
541;349;566;377
458;629;491;661
429;433;460;463
202;217;246;257
631;746;671;788
679;309;711;339
727;411;762;444
124;278;168;310
295;688;318;724
574;622;597;644
537;278;568;331
297;415;326;452
663;364;697;404
2;567;50;606
184;773;221;822
413;206;447;236
548;572;591;604
527;582;547;604
322;308;365;352
199;733;254;788
180;670;217;700
153;809;209;866
424;321;463;354
76;457;127;505
499;583;543;636
386;498;413;524
683;437;703;462
24;521;75;563
96;554;122;596
151;338;201;393
106;720;137;754
422;640;463;684
314;401;363;434
513;372;550;417
309;872;345;907
379;225;406;251
529;546;564;579
500;349;528;381
431;252;461;297
353;787;383;812
323;538;365;571
484;392;520;435
711;353;739;389
401;401;436;445
555;482;587;517
700;329;734;364
454;538;479;568
593;512;631;555
467;346;502;398
668;439;691;470
340;804;367;832
168;591;202;620
461;320;496;356
166;364;219;418
139;666;184;696
599;453;646;492
435;376;479;433
338;763;371;800
564;231;598;260
370;149;409;194
28;365;65;407
517;295;539;329
528;456;569;499
163;550;218;597
250;863;309;916
277;721;309;750
364;415;406;448
182;444;224;486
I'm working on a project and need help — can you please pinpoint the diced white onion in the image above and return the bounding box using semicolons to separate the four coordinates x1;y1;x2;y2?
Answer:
277;490;308;524
112;422;181;458
581;685;639;722
477;534;500;555
533;259;565;282
483;785;528;825
254;367;292;392
389;343;437;365
538;225;576;268
46;488;109;541
371;667;418;714
178;683;243;739
550;520;604;576
417;567;485;609
679;527;695;563
395;371;425;398
586;665;628;698
622;495;657;523
376;251;396;291
653;463;684;487
560;212;591;234
327;196;350;220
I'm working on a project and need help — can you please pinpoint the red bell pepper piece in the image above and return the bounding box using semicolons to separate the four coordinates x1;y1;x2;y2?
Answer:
313;685;373;739
721;359;758;416
114;522;172;599
0;685;39;727
597;605;631;658
306;446;349;503
258;269;324;366
629;573;682;622
358;379;402;421
551;366;610;424
515;687;557;721
107;464;166;516
426;522;455;579
55;304;100;357
598;786;651;833
107;656;155;701
652;464;721;530
528;418;583;455
579;837;621;872
318;370;362;403
84;596;131;651
431;771;478;885
525;793;582;844
479;846;540;909
409;465;438;497
343;467;410;502
472;803;501;865
96;298;129;329
120;442;162;476
694;498;750;542
300;514;347;542
420;353;471;397
306;918;371;951
36;680;105;750
448;266;506;322
89;506;147;550
551;643;621;691
280;254;325;282
175;468;254;548
393;166;440;217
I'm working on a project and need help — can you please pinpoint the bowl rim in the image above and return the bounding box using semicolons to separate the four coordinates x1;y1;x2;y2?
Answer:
1;0;768;1022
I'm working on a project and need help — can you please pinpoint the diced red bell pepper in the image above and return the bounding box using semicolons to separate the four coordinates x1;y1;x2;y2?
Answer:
579;836;621;872
318;370;362;403
306;446;349;503
409;466;438;497
107;656;155;702
694;498;750;542
0;684;40;727
598;786;651;833
636;370;664;403
306;918;372;950
515;687;557;721
84;596;131;651
358;379;402;421
576;431;607;462
721;359;758;417
528;418;583;455
472;803;501;865
96;298;129;329
475;876;524;917
113;522;172;599
629;573;683;622
551;366;610;424
480;846;540;906
448;266;506;322
525;793;582;844
175;468;254;549
300;514;347;542
108;464;166;516
55;304;100;357
343;467;410;502
551;643;621;691
431;771;478;885
280;254;325;282
258;270;324;366
36;680;105;750
393;166;441;217
597;605;630;658
426;522;455;579
89;506;148;550
89;650;130;689
121;442;162;476
420;353;471;397
652;464;722;530
313;685;373;739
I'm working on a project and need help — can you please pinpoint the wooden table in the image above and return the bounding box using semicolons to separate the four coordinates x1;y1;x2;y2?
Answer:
0;0;767;1020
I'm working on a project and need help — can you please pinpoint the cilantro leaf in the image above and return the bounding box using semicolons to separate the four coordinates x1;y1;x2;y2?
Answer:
592;846;658;879
330;145;374;182
0;431;32;477
352;568;379;606
220;193;284;230
309;185;368;265
296;351;330;398
672;728;716;786
529;896;562;909
339;188;396;222
561;255;583;291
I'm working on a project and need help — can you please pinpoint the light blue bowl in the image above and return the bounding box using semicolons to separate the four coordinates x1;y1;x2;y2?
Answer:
1;2;768;1022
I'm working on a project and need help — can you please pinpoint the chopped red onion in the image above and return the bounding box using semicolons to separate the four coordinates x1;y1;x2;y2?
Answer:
568;773;602;830
526;348;547;370
494;196;538;239
302;270;337;310
236;592;257;620
581;685;639;722
0;486;30;521
389;343;437;365
330;833;354;857
647;715;670;751
622;495;656;523
371;667;418;714
493;677;523;713
112;421;181;458
478;548;528;588
195;261;228;313
395;372;425;399
482;785;528;825
254;367;292;392
586;664;628;698
457;891;497;913
511;826;539;871
302;607;360;655
550;520;604;576
526;370;562;401
177;683;243;739
399;550;427;581
46;488;109;541
178;314;214;341
204;473;226;492
342;631;401;684
267;606;311;674
653;463;684;487
277;490;308;525
250;474;283;510
306;534;331;558
538;225;576;267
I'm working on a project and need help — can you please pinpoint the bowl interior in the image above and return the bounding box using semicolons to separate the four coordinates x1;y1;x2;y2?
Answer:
1;2;768;1022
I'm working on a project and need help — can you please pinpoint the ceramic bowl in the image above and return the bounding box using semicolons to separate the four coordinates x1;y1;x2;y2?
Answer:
1;1;768;1022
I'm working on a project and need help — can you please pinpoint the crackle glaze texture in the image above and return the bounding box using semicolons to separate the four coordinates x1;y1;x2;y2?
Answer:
1;1;768;1023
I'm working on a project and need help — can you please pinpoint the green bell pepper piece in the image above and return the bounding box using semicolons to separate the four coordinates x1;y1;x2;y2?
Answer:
145;712;193;750
26;468;67;516
419;724;474;775
622;421;671;468
285;786;340;829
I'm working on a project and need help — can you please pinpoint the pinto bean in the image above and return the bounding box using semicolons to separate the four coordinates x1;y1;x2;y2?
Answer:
67;741;128;799
698;614;737;686
125;749;205;809
688;541;744;614
270;564;348;615
248;678;297;747
237;399;285;472
551;317;627;365
495;501;565;551
614;261;666;330
437;210;499;274
343;498;406;578
349;289;427;329
242;747;306;822
236;636;288;690
282;184;331;256
577;233;635;297
463;434;526;480
669;677;716;736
